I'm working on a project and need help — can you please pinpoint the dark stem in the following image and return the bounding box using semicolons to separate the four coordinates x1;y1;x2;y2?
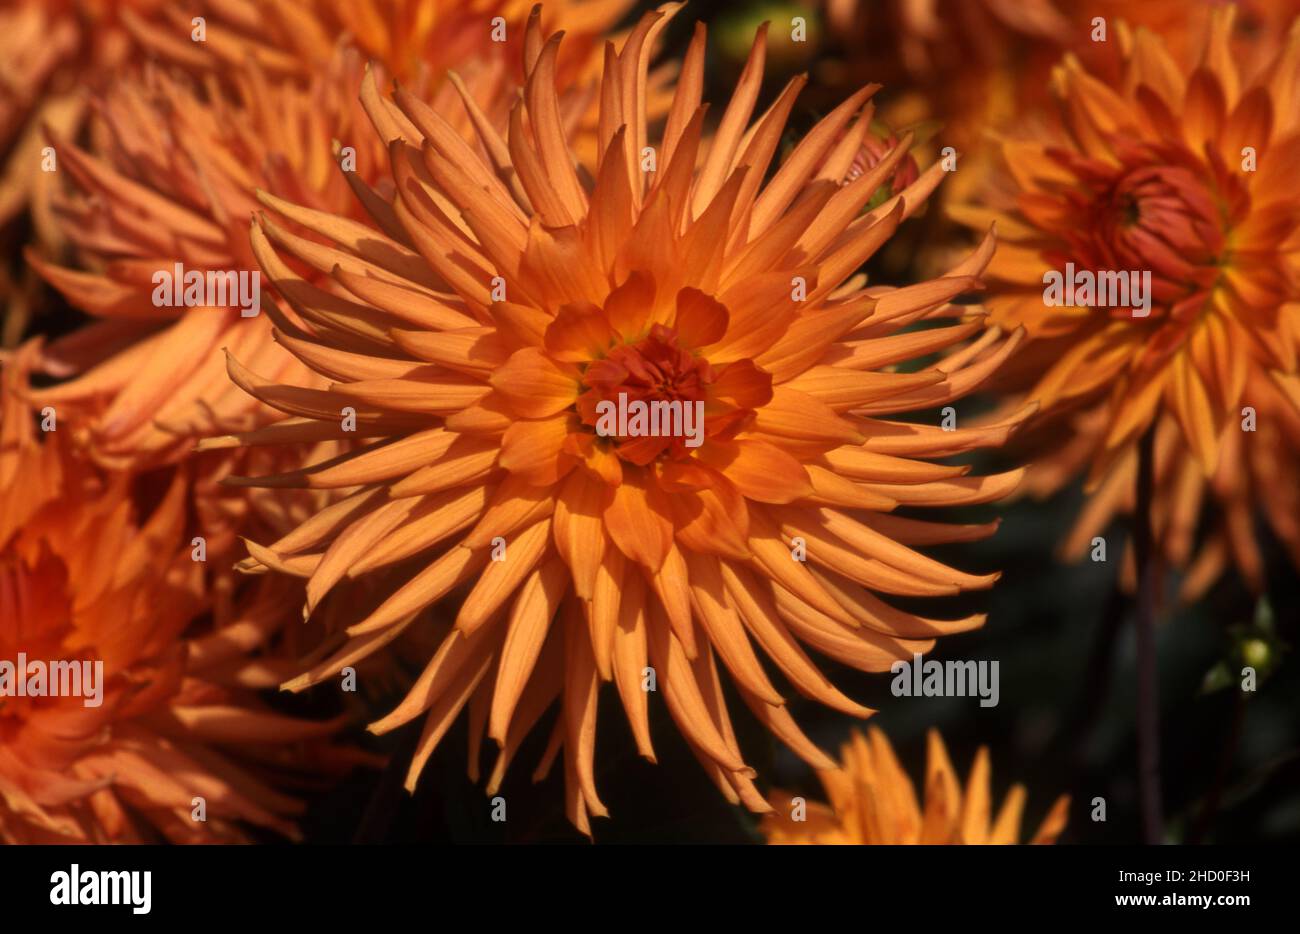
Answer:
1064;584;1129;771
1134;425;1164;844
1188;689;1247;845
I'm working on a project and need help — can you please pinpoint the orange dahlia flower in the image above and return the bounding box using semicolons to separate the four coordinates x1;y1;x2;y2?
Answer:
225;9;1025;833
21;50;354;622
957;10;1300;598
0;344;348;843
762;727;1069;844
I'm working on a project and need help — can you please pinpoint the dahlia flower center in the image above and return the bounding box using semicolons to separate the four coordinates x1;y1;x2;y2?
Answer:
576;324;718;464
1077;164;1225;298
1114;167;1220;258
586;324;714;403
1046;157;1230;332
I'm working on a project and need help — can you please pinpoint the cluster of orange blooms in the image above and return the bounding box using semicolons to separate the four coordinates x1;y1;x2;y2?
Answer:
0;0;1295;844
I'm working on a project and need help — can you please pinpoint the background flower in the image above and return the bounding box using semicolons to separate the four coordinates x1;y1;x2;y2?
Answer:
956;9;1300;599
762;726;1068;844
0;343;357;843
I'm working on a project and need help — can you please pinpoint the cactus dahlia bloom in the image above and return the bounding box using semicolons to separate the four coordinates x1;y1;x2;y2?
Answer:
229;12;1024;833
815;1;1300;226
815;0;1073;207
23;55;371;612
958;10;1300;598
761;727;1069;845
0;346;346;843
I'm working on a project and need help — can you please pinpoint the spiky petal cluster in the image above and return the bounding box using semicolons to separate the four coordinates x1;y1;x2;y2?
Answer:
958;10;1300;597
761;727;1069;844
816;0;1074;209
29;53;377;469
0;0;147;227
227;11;1025;833
123;0;628;88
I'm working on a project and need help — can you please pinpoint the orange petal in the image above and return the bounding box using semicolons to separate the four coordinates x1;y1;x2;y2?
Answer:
489;347;580;418
672;287;729;349
699;438;813;504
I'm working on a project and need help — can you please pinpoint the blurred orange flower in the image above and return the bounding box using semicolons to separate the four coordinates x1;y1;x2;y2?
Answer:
0;344;347;843
0;0;632;228
28;54;370;469
224;9;1025;833
958;10;1300;597
762;727;1069;844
